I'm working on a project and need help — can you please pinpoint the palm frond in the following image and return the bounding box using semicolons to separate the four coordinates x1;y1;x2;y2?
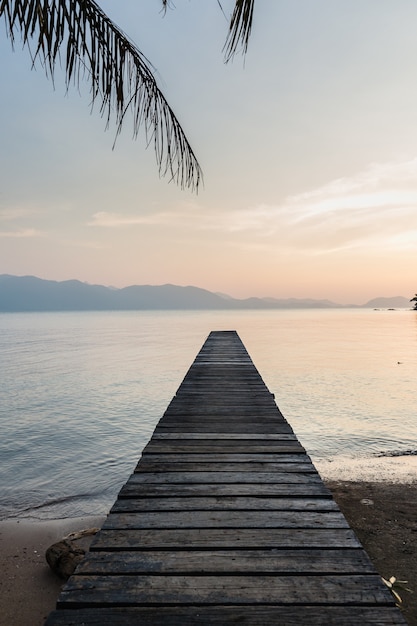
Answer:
0;0;202;191
223;0;255;63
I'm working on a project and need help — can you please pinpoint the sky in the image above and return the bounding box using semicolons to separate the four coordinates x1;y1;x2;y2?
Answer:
1;0;417;305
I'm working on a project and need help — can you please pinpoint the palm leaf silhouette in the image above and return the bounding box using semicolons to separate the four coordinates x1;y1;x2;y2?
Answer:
1;0;203;190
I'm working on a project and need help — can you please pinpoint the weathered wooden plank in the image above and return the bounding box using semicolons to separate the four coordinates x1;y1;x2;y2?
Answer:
156;417;290;424
156;416;288;422
151;433;297;440
111;496;338;513
135;455;317;474
164;400;280;407
177;372;264;378
177;386;271;392
171;387;274;393
75;548;374;575
177;387;271;391
57;574;392;607
155;422;293;432
125;471;320;485
176;387;269;393
137;453;312;464
102;510;349;530
44;606;408;625
164;397;282;402
91;528;361;550
145;438;299;446
144;433;300;438
142;444;306;454
119;482;332;498
162;406;281;414
158;416;289;424
174;395;273;399
171;385;273;392
179;372;265;378
166;405;280;411
154;425;294;434
159;415;285;420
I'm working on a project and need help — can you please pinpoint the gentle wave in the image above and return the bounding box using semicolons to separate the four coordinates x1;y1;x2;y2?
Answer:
374;449;417;458
0;490;116;521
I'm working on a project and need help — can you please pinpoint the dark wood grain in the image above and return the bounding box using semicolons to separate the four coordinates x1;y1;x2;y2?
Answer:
75;548;374;575
124;471;321;484
137;453;312;464
91;528;361;550
135;460;316;472
110;496;338;513
119;481;332;498
44;606;409;626
57;574;392;606
101;510;349;530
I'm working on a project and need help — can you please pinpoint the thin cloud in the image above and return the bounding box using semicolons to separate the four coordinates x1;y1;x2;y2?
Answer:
228;159;417;252
88;204;208;229
88;211;181;227
0;229;43;238
0;207;47;221
87;159;417;255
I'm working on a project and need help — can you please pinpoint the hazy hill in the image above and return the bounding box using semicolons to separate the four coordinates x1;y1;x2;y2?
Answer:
0;275;226;311
0;275;411;311
363;296;411;308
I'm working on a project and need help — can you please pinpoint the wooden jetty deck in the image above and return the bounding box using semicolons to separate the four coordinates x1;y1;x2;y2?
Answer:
46;330;406;625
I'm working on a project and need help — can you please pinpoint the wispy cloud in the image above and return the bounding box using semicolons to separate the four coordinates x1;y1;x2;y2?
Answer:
0;207;46;221
88;202;207;229
87;159;417;254
0;229;43;238
88;211;182;228
287;158;417;216
227;159;417;252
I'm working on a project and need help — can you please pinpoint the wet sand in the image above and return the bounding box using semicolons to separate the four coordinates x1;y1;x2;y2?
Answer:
0;482;416;626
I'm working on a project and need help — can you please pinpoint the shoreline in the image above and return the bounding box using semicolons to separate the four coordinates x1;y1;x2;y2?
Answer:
315;454;417;484
1;481;416;626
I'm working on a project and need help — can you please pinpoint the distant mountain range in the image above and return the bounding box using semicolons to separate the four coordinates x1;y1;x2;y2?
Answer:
0;275;412;312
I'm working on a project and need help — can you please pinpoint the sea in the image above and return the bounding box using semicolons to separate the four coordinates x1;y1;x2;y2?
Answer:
1;308;416;521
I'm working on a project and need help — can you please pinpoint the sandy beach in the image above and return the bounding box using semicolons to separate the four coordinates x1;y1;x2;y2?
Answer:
328;480;417;626
0;516;105;626
0;482;416;626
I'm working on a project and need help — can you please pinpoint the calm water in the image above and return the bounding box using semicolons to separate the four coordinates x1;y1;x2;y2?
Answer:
1;309;416;520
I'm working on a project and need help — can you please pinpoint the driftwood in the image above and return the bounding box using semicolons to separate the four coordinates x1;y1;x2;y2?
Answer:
45;528;99;579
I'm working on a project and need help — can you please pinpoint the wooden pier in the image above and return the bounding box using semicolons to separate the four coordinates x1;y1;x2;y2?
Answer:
46;331;406;625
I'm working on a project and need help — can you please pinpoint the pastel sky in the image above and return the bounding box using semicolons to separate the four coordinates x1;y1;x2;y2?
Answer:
1;0;417;304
